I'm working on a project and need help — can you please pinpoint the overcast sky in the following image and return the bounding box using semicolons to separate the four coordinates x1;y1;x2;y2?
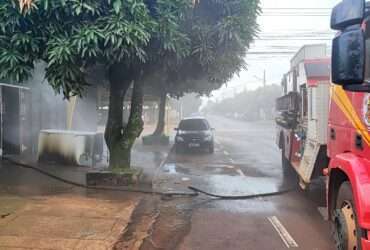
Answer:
207;0;339;102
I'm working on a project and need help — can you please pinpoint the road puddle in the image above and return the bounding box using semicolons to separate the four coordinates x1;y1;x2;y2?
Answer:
160;163;241;176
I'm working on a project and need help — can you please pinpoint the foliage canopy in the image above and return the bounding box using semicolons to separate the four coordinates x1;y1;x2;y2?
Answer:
0;0;260;98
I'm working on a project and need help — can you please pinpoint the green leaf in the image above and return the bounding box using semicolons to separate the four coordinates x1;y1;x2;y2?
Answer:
75;6;82;15
113;0;122;14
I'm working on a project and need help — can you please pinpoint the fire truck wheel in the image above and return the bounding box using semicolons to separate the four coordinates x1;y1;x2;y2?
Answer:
333;181;362;250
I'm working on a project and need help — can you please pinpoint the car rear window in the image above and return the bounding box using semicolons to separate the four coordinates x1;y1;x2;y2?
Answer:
179;119;209;131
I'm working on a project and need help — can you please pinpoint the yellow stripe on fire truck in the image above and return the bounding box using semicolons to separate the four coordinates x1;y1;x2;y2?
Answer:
331;85;370;146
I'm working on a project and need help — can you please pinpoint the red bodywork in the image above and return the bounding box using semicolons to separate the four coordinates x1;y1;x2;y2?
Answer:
281;129;301;170
276;58;370;247
328;89;370;246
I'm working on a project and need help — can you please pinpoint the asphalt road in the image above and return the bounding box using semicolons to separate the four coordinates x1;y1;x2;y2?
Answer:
152;115;335;250
0;115;336;249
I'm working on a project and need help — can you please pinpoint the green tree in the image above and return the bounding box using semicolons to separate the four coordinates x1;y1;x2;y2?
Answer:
146;0;261;136
1;0;260;170
0;0;189;170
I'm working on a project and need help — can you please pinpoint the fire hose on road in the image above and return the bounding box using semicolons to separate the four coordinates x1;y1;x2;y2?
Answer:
188;186;293;200
2;157;295;200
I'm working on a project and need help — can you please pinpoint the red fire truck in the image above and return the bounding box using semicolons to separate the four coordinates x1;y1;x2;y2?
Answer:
276;0;370;249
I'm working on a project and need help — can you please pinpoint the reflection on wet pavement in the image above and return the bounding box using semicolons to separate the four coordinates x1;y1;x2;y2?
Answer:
153;116;290;198
146;116;332;250
153;148;293;196
0;116;332;250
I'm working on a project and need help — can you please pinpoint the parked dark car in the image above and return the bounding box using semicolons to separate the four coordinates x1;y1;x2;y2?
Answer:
174;117;214;153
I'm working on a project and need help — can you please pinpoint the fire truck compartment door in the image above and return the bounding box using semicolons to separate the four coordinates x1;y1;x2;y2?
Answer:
297;140;321;184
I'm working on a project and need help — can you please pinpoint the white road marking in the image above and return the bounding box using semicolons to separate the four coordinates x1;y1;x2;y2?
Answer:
223;150;230;156
229;158;235;164
268;216;298;248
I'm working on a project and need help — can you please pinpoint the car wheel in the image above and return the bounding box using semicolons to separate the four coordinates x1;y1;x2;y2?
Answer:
332;181;362;250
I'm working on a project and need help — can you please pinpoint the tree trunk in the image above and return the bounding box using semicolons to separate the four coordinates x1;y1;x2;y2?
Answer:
153;91;167;136
119;80;144;169
104;64;131;170
104;63;144;171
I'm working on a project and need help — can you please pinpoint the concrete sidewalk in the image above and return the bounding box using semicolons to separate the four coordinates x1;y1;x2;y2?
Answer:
0;160;144;250
0;136;172;250
0;193;139;250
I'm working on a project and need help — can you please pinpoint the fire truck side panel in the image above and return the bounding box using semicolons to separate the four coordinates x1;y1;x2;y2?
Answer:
328;87;370;159
361;238;370;250
328;153;370;230
349;92;370;159
328;87;356;157
276;52;331;185
327;122;352;158
328;87;370;237
290;131;302;167
278;127;301;167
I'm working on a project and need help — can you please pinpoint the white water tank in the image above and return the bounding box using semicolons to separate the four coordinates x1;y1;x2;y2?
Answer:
38;130;103;166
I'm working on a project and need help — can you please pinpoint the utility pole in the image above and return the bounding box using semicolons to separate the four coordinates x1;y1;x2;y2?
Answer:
253;70;267;87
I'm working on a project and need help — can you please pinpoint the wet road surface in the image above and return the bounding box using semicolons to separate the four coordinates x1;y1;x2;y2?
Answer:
152;115;334;250
0;115;335;249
